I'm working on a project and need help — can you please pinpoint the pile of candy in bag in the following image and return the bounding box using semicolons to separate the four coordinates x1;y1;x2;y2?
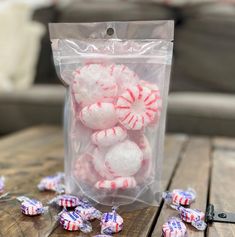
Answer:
49;21;174;207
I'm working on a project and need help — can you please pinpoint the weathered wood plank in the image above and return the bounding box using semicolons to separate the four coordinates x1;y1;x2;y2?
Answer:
207;150;235;237
152;137;211;237
0;126;64;237
0;127;188;237
213;137;235;150
51;134;188;237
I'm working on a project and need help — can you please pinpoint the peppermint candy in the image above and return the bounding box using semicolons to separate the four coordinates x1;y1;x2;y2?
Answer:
116;85;160;130
75;201;102;221
100;209;123;235
50;194;82;208
17;196;47;216
0;176;5;193
171;204;207;231
163;188;196;206
162;217;187;237
37;172;64;192
60;210;92;233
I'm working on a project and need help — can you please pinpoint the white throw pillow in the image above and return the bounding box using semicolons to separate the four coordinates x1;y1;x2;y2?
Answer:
0;2;45;91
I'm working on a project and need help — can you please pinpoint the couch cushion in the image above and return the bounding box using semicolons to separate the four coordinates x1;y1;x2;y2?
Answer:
59;1;173;22
1;87;235;136
167;92;235;136
0;85;65;134
171;4;235;93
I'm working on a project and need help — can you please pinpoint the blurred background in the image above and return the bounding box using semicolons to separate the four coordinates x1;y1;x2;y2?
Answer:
0;0;235;137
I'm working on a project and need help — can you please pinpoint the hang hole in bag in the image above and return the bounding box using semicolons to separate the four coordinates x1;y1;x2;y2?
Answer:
106;27;114;36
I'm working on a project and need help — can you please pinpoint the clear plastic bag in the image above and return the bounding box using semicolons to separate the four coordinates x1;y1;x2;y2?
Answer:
49;21;174;207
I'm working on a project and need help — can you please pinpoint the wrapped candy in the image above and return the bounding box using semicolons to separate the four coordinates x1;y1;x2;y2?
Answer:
93;235;112;237
59;210;92;233
171;204;207;231
162;217;187;237
163;188;196;206
17;196;48;216
100;209;123;235
37;172;64;192
0;176;5;193
49;194;82;208
75;200;102;221
49;21;174;207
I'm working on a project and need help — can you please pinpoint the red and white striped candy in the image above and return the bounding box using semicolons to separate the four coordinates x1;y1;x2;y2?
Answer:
95;177;136;190
56;194;81;208
130;134;153;183
74;153;101;184
162;217;187;237
21;199;44;216
108;64;139;94
116;85;159;130
60;211;83;231
139;80;161;105
79;102;118;130
104;140;143;177
140;80;162;126
91;126;127;147
92;147;115;180
172;189;196;206
180;208;205;223
72;64;117;106
129;132;152;160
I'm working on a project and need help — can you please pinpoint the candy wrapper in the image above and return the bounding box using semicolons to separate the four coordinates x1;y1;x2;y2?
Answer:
17;196;48;216
163;188;196;206
75;200;102;220
0;176;5;193
100;209;123;235
49;21;174;207
49;194;82;208
162;217;187;237
59;209;92;233
93;235;112;237
171;204;207;231
37;172;64;192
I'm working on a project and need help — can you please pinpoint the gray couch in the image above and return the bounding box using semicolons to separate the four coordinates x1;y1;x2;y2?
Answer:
1;2;235;136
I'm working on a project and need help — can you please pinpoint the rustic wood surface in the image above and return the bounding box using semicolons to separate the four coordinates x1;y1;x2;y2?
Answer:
0;126;234;237
207;142;235;236
152;137;211;237
52;134;187;237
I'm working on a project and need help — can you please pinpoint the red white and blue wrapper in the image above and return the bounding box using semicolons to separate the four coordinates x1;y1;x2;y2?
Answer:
163;188;196;206
0;176;5;193
59;210;92;233
93;235;112;237
17;196;46;216
75;201;102;220
50;194;82;208
37;172;64;192
171;205;207;231
162;217;187;237
100;209;123;235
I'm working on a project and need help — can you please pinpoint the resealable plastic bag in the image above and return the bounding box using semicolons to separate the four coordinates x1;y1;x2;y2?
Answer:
49;21;174;207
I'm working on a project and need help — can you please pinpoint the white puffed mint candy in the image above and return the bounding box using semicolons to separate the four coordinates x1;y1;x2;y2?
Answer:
104;140;143;177
72;64;117;106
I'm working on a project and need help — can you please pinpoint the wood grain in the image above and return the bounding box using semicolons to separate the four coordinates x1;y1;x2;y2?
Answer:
152;137;211;237
0;127;188;237
51;134;188;237
207;149;235;237
0;126;64;237
213;137;235;151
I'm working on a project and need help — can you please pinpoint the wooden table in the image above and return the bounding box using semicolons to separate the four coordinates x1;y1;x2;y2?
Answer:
0;126;234;237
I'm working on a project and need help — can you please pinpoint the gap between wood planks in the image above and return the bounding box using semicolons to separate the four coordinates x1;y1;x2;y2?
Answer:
151;137;211;237
147;137;190;237
204;139;213;237
207;138;235;237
